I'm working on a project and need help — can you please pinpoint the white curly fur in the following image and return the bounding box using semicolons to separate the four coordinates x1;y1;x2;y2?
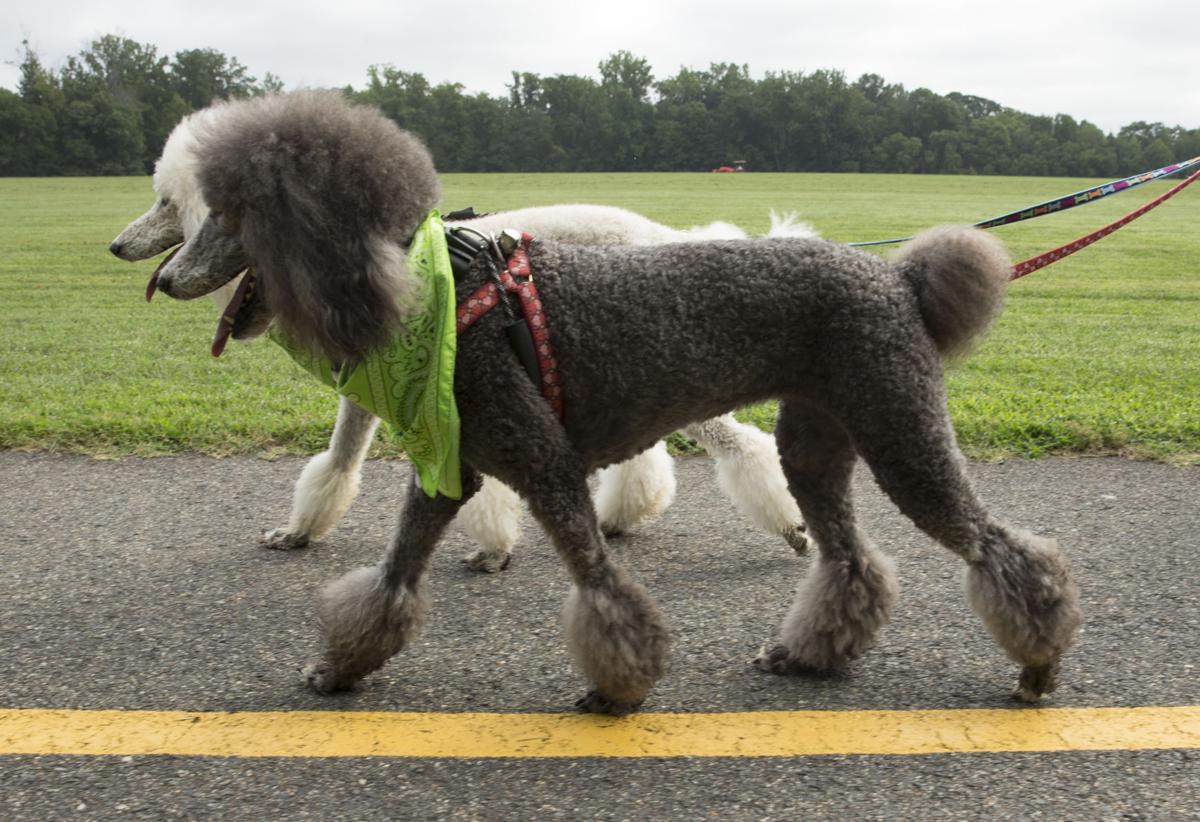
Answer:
457;476;524;572
111;103;240;310
264;450;362;547
767;209;821;240
685;415;811;553
593;441;677;535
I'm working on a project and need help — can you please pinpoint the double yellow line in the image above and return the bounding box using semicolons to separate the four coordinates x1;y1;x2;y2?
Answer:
3;706;1198;758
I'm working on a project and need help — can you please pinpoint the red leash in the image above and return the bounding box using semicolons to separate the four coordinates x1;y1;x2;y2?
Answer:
1011;166;1200;280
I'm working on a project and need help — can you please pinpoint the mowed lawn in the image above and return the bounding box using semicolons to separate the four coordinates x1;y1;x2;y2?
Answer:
1;172;1197;463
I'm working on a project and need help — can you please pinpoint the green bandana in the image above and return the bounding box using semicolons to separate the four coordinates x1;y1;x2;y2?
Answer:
268;211;461;498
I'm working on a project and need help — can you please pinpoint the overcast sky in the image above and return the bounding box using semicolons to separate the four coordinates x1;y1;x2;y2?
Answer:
3;0;1197;135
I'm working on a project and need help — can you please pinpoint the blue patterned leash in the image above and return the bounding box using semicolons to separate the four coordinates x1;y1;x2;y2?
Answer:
848;155;1200;248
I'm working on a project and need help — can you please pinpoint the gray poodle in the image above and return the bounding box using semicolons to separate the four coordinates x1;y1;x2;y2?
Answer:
153;90;1081;714
109;101;816;571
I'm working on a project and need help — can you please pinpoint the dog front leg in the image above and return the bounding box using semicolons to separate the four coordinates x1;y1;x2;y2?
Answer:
592;441;677;537
262;397;381;550
303;465;479;693
455;475;524;572
511;458;670;715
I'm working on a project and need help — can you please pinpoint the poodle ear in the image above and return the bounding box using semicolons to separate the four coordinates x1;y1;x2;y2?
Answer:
190;90;441;363
254;224;415;365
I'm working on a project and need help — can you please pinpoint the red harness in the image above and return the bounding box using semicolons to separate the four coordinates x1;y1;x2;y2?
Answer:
455;233;564;418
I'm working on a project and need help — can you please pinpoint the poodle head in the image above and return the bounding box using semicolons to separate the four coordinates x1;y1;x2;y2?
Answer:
110;103;235;261
171;89;442;363
109;192;184;262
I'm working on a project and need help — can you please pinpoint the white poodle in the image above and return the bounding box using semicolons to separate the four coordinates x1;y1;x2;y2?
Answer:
111;102;818;570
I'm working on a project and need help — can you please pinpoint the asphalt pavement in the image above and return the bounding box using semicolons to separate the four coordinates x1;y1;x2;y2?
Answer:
0;452;1197;820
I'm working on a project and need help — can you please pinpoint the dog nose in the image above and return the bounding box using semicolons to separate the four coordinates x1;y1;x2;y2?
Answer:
109;240;124;257
156;276;172;297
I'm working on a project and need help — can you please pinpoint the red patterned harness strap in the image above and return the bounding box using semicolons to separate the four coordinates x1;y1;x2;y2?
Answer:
455;233;564;419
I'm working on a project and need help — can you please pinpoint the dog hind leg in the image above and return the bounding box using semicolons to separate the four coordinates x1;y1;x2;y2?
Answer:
303;466;479;693
755;400;899;675
684;414;810;554
262;397;380;550
846;381;1081;702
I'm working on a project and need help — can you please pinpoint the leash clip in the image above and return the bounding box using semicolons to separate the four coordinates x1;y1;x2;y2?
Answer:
496;229;522;256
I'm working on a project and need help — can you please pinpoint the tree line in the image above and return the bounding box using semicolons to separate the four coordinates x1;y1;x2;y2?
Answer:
3;37;1198;178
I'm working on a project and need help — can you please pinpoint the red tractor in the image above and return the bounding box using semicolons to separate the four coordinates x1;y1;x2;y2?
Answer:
712;160;747;173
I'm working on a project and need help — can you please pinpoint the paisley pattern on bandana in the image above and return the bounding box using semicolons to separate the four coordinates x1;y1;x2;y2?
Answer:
269;211;461;499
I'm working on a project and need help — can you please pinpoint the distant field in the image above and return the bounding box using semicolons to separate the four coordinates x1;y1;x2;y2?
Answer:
0;172;1197;463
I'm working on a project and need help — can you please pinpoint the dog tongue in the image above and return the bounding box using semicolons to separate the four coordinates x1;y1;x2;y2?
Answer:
145;246;181;302
210;269;255;358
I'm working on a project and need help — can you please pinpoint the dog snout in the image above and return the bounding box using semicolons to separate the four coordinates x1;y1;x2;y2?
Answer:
155;275;173;297
109;239;125;258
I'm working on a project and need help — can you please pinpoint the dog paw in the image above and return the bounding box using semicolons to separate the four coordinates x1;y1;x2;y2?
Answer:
260;529;311;551
752;644;799;675
301;660;358;694
782;524;812;555
462;548;511;573
751;643;831;675
1014;662;1060;703
753;643;848;677
575;689;641;716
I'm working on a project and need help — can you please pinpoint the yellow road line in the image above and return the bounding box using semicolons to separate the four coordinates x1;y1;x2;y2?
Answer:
2;706;1198;759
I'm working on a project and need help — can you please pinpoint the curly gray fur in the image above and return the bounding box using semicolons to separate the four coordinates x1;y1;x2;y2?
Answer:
563;565;671;712
193;90;441;362
966;522;1082;700
304;565;428;693
755;539;899;673
163;90;1082;711
892;224;1011;358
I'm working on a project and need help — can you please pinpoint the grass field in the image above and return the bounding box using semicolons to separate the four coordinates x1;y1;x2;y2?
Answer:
1;172;1197;463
